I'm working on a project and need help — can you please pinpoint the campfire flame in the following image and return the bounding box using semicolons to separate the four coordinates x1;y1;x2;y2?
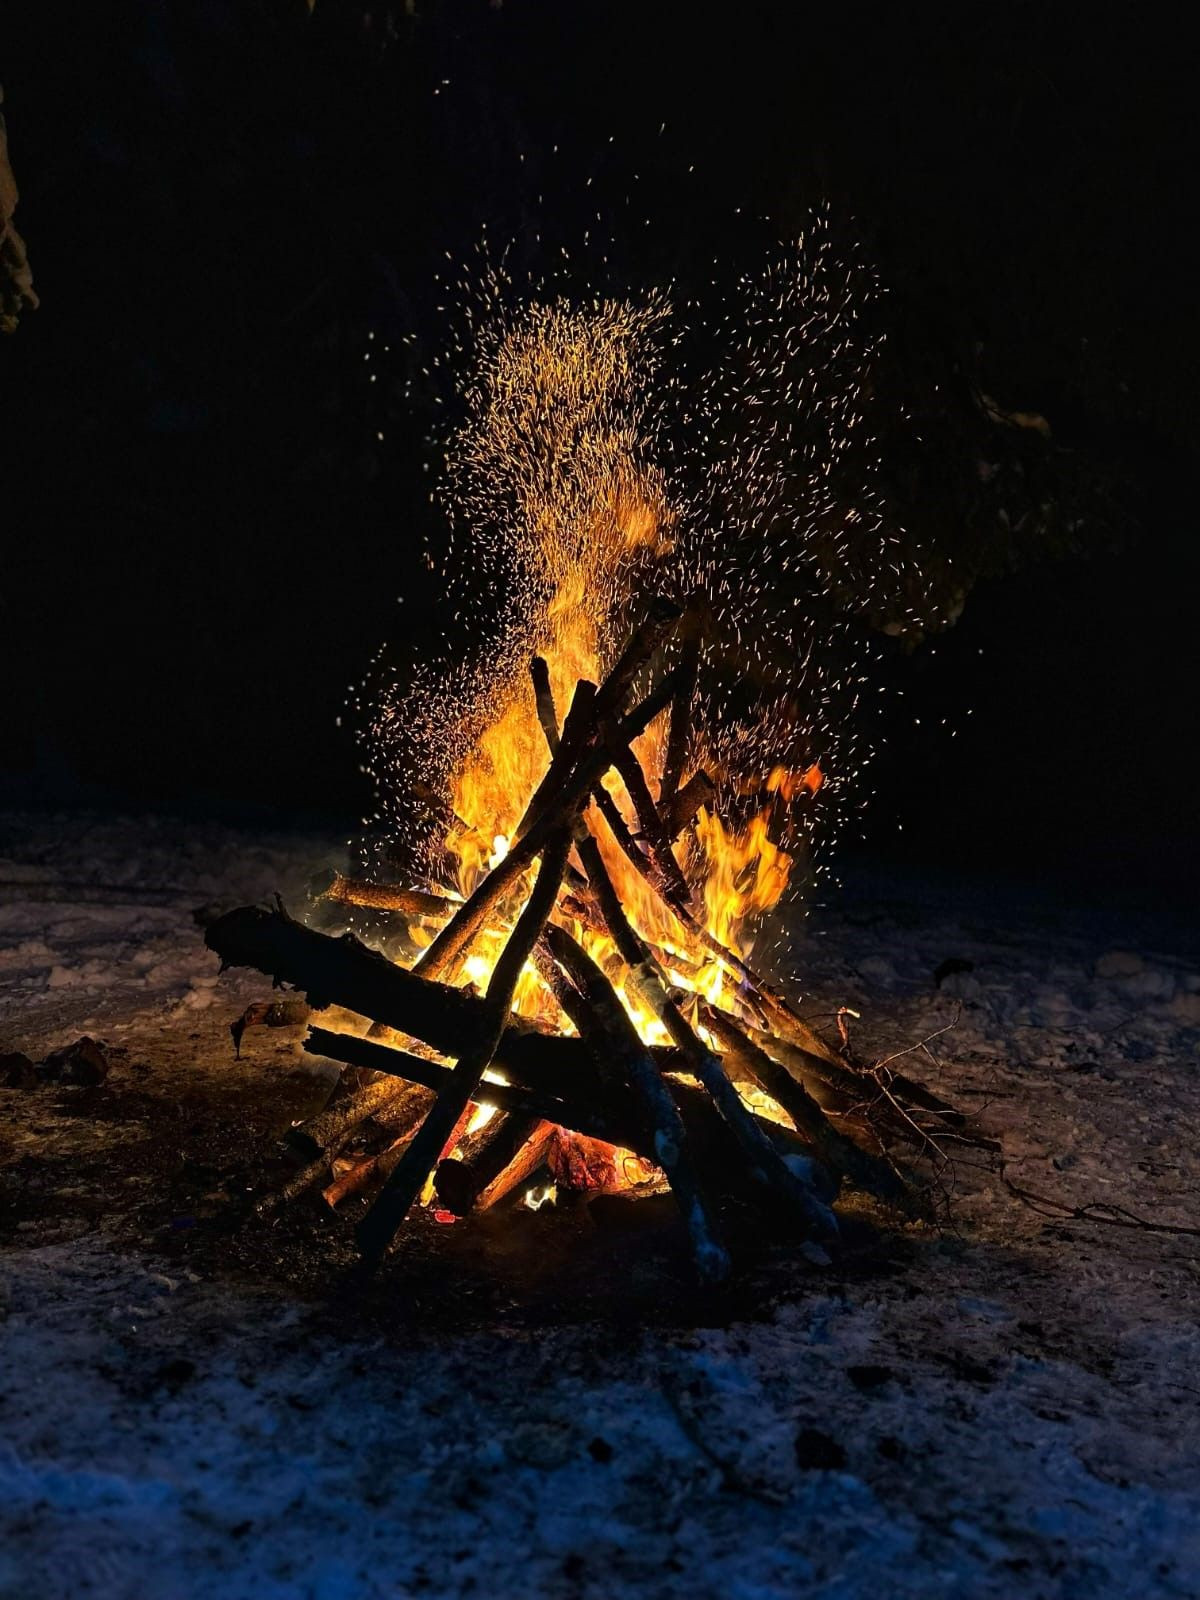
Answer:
352;230;904;1210
208;221;988;1261
420;302;815;1163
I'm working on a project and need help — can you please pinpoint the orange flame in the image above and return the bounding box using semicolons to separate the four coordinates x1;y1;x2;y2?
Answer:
419;302;818;1190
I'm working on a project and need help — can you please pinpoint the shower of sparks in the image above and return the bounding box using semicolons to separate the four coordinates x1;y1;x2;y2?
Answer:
354;206;945;963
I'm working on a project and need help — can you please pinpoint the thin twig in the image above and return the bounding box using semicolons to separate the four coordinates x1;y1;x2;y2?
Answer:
1002;1173;1200;1238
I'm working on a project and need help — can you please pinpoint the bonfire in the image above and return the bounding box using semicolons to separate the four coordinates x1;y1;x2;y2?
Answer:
206;238;994;1281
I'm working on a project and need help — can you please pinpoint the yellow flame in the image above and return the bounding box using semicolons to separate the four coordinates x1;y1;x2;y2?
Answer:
421;301;812;1189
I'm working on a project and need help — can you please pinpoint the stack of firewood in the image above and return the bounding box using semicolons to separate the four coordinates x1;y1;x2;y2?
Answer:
207;601;994;1281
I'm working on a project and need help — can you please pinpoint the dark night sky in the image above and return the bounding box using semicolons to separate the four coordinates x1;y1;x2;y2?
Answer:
2;2;1196;908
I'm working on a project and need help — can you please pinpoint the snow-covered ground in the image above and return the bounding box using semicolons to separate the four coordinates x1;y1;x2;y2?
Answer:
2;812;1198;1599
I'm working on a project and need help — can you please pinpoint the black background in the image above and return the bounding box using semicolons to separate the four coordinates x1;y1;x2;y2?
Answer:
2;2;1196;907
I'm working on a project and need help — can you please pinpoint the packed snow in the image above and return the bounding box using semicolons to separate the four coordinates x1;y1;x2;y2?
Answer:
2;812;1198;1599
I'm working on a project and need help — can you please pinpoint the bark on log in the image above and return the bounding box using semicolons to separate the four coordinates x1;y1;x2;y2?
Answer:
322;1084;432;1208
285;1072;421;1160
414;684;597;980
306;1026;586;1125
410;665;684;983
526;663;729;1281
667;770;716;836
312;870;455;920
530;656;560;753
208;905;611;1105
609;741;693;907
743;1020;996;1153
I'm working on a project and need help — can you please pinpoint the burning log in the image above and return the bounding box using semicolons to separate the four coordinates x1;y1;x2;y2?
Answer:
578;823;837;1241
539;921;731;1283
209;905;607;1104
666;769;717;835
412;657;685;985
530;656;560;755
306;1027;824;1205
207;581;987;1278
285;1071;423;1161
435;1114;555;1215
698;1003;907;1201
525;667;834;1237
256;1079;432;1215
321;1081;434;1209
356;829;575;1262
523;645;836;1244
310;869;454;921
306;1026;585;1126
659;613;701;810
609;740;693;907
412;685;597;981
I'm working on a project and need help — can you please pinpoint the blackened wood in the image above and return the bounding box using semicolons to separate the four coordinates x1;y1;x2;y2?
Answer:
577;824;837;1242
699;1003;907;1201
356;830;573;1263
305;1027;819;1179
412;664;684;984
414;685;597;980
610;741;692;906
741;1020;872;1102
660;617;701;808
285;1073;418;1160
516;597;674;848
667;770;716;836
743;1021;996;1153
526;668;728;1279
530;656;560;752
306;1026;593;1129
209;904;617;1106
435;1112;552;1215
322;1080;433;1208
529;654;676;919
590;596;681;721
539;921;730;1284
210;906;837;1158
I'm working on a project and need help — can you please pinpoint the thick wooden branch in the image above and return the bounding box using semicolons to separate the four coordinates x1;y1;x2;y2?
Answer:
209;904;612;1104
285;1072;418;1160
530;656;560;753
435;1112;552;1215
667;769;716;836
610;741;693;906
699;1003;907;1201
311;870;455;920
660;615;701;808
414;683;598;980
